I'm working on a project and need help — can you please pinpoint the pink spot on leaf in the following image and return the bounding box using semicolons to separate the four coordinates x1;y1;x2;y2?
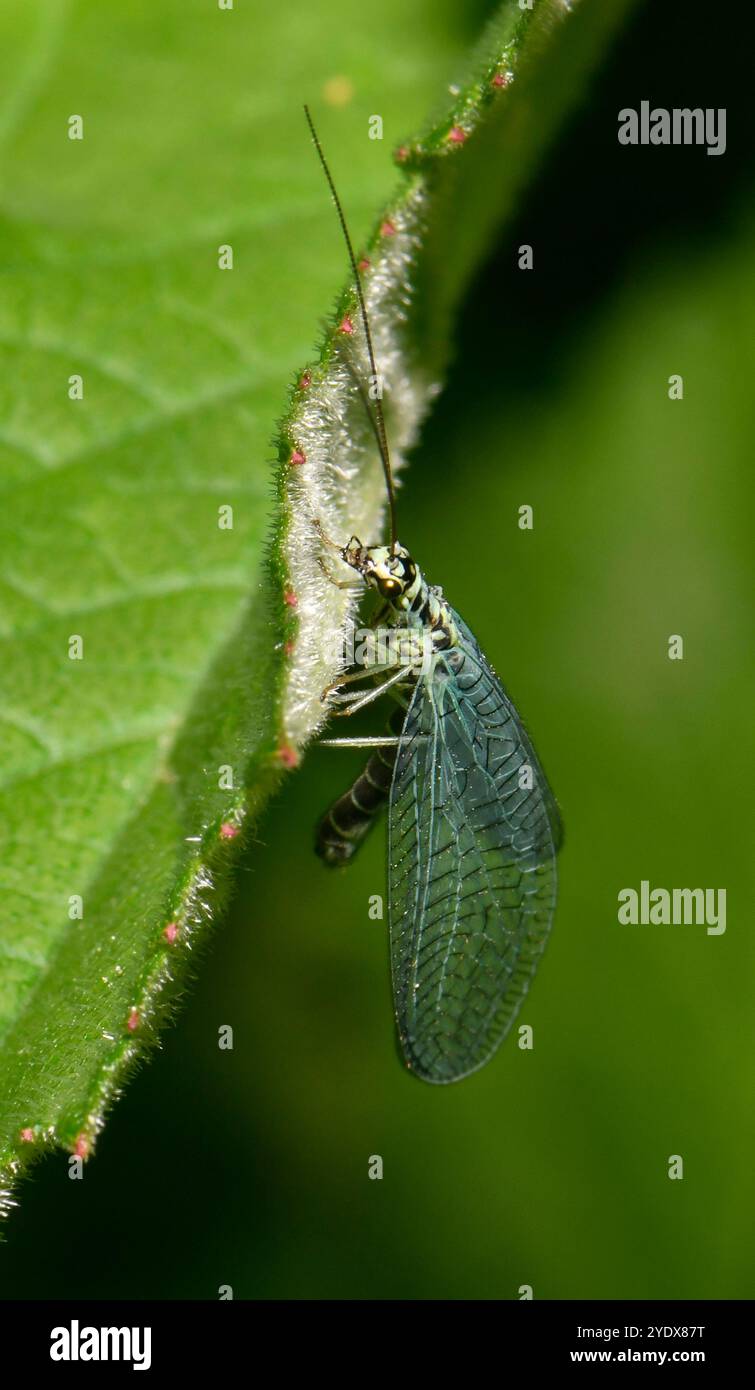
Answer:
492;72;510;89
220;821;239;840
298;370;312;390
127;1008;140;1033
395;145;409;163
20;1127;34;1143
338;314;354;335
74;1135;89;1159
380;219;396;238
284;589;298;607
447;126;467;144
358;257;370;272
290;448;306;467
277;743;299;769
164;921;179;944
284;640;295;657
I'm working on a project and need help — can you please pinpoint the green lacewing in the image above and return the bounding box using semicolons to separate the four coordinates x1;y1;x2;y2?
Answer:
306;107;562;1084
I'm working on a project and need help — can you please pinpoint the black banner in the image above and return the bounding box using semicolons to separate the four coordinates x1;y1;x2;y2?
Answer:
1;1299;749;1376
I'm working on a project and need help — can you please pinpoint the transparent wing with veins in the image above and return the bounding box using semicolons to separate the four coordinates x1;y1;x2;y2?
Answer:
388;607;560;1084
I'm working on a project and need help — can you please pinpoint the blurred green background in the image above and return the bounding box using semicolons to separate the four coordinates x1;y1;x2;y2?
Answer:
1;0;752;1299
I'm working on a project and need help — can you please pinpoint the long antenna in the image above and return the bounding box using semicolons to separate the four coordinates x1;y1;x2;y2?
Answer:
304;104;398;549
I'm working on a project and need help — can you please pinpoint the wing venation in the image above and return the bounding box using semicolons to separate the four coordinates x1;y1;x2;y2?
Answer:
388;607;559;1084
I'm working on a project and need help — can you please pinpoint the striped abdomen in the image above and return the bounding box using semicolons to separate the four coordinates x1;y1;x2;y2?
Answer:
316;711;404;866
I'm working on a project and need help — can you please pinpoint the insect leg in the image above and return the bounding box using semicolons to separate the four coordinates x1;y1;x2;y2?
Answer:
316;554;364;591
311;516;340;550
320;736;401;748
331;665;414;717
321;662;401;705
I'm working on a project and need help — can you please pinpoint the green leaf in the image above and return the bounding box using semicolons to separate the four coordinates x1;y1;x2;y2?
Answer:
0;0;633;1207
